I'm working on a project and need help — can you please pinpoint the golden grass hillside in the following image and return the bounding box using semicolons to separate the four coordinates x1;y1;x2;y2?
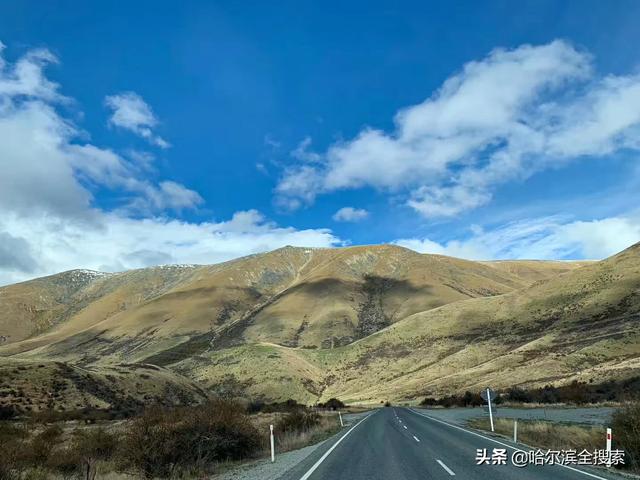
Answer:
168;243;640;403
481;259;593;283
1;243;638;406
1;245;534;363
0;357;209;414
317;242;640;403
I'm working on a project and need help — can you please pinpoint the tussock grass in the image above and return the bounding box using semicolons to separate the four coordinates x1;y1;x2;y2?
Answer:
468;417;605;451
275;414;341;453
612;402;640;470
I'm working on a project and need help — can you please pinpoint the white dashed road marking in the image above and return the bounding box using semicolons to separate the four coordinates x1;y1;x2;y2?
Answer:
437;459;456;476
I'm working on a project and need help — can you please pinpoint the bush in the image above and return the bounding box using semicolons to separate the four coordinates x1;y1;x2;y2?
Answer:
0;423;48;480
0;444;18;480
421;391;486;407
247;399;265;413
318;398;345;410
50;428;118;480
276;410;321;434
461;391;483;407
0;406;16;421
22;425;63;466
118;399;261;478
502;378;640;405
247;398;306;413
421;377;640;408
612;402;640;471
505;387;532;403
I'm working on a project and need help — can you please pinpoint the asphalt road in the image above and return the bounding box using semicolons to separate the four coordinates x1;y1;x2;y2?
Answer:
277;407;626;480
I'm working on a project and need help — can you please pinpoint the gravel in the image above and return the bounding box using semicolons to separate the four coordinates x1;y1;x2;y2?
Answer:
212;441;324;480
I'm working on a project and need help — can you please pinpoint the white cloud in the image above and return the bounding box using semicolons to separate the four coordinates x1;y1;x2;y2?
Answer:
332;207;370;222
291;137;322;163
264;134;281;149
394;215;640;260
105;91;170;148
0;42;64;101
0;41;341;286
276;40;640;218
0;210;340;285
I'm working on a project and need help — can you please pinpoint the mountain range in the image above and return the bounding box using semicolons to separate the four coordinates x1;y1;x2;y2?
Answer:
0;243;637;410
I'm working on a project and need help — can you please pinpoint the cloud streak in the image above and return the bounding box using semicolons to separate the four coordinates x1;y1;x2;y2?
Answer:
394;215;640;260
105;91;170;148
276;40;640;218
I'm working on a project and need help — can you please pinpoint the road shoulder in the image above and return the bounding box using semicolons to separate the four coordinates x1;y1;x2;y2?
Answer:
212;411;373;480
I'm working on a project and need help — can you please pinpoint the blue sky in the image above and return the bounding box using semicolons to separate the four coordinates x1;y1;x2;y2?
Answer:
1;0;640;284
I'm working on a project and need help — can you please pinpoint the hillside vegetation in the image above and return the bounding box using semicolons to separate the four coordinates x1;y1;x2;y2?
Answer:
0;243;637;406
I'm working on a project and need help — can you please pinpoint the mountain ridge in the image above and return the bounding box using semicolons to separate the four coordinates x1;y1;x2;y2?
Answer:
0;243;635;407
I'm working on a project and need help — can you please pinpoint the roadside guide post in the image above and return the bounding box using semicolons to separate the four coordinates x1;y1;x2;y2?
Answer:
481;387;496;432
270;424;275;463
513;419;518;443
338;410;344;427
487;388;495;432
606;428;612;467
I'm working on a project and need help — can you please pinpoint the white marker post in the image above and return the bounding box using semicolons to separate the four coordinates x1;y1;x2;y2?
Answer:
338;410;344;427
270;424;275;463
487;388;495;432
606;428;612;467
513;419;518;443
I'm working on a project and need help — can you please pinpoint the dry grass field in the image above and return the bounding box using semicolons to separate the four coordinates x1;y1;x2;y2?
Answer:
468;417;605;451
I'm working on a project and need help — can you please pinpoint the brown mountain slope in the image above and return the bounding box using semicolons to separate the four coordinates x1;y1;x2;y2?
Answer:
1;245;534;363
3;244;634;406
481;259;594;283
0;357;209;414
316;242;640;402
0;266;201;345
155;243;640;404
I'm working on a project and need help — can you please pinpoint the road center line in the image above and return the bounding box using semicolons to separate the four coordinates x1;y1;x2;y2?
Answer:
298;412;374;480
413;435;420;442
437;459;456;476
409;409;610;480
403;425;408;429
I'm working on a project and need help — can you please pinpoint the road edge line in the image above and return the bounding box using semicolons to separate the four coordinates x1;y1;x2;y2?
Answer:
298;411;375;480
409;408;611;480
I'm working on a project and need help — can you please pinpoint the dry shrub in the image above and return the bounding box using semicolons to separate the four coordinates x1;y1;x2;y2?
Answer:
0;425;60;480
0;448;17;480
612;402;640;471
48;428;118;480
276;414;339;453
423;377;640;407
118;399;261;478
20;425;63;467
0;423;28;480
276;410;321;434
